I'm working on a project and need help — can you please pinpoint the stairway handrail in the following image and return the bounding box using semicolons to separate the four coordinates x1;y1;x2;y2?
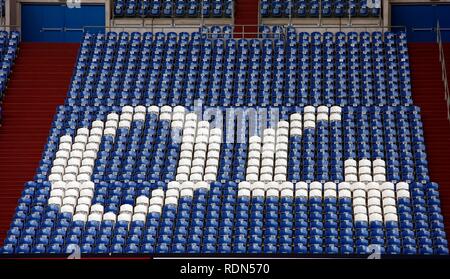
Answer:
436;21;450;123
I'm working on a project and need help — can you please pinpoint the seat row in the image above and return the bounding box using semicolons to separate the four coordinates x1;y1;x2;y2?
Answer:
1;180;447;255
68;30;411;108
114;0;233;18
261;0;380;18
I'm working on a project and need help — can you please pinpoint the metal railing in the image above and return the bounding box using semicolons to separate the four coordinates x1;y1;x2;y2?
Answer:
84;23;406;40
263;0;383;27
436;21;450;123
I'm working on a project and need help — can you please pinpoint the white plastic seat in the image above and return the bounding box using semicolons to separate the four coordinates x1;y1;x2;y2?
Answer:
381;182;395;191
303;120;315;129
329;113;341;121
359;166;371;175
104;127;116;136
74;135;88;145
80;188;94;198
118;120;131;128
382;190;396;199
62;173;76;182
396;189;410;199
373;166;386;175
345;166;357;175
62;196;77;207
73;213;88;223
77;196;91;206
384;213;398;222
368;197;381;207
56;150;70;159
51;181;66;190
368;213;383;222
324;189;337;198
67;158;81;167
295;181;308;190
147;106;159;115
121;106;134;114
59;135;73;144
316;113;328;121
107;112;119;121
368;206;382;215
383;197;396;207
295;189;308;197
351;182;365;191
58;142;72;152
309;181;322;190
135;105;147;114
304;106;316;114
338;189;351;198
81;181;94;190
396;182;409;191
289;120;302;129
83;150;97;160
88;213;102;223
77;174;90;183
353;189;366;198
359;174;373;183
117;213;132;223
51;166;64;175
290;113;302;121
50;189;64;199
238;188;251;197
290;128;302;136
165;197;178;205
103;212;117;222
105;120;118;129
65;166;79;176
251;181;265;190
274;166;287;175
168;181;181;190
246;173;259;183
133;113;146;122
75;204;90;215
368;189;381;199
252;188;265;197
175;173;189;183
303;113;315;122
134;205;148;215
261;158;274;167
373;159;386;168
309;189;322;198
324;182;336;190
259;173;272;183
359;159;371;168
239;181;251;190
373;174;386;182
330;106;342;114
60;204;74;214
344;159;357;168
77;128;90;136
180;188;194;198
71;143;85;152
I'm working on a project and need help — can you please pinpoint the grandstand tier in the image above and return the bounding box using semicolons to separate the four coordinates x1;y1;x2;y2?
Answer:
0;29;448;255
113;0;234;18
260;0;381;18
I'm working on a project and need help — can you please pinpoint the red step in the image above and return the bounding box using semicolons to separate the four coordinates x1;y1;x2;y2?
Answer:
234;0;259;38
409;43;450;245
0;43;79;245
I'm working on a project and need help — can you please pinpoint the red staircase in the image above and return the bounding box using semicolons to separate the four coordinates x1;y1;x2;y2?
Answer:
234;0;259;38
0;43;79;245
409;43;450;241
